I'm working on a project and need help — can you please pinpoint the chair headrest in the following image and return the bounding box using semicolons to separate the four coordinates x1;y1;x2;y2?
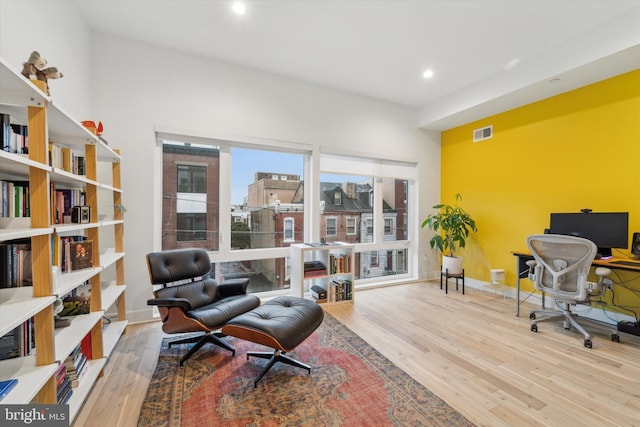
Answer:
146;248;211;285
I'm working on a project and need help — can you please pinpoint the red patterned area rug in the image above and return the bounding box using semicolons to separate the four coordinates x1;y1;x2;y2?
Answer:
138;313;474;427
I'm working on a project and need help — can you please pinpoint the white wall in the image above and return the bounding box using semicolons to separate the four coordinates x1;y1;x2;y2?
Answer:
0;0;93;117
2;1;441;322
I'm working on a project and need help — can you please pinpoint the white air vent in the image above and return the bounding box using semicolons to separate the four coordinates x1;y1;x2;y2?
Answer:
473;125;493;142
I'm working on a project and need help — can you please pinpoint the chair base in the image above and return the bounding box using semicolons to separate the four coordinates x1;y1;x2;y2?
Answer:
530;304;622;348
169;332;235;366
247;350;311;387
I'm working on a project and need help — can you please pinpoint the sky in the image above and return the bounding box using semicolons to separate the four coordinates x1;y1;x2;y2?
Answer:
231;148;303;205
230;147;368;205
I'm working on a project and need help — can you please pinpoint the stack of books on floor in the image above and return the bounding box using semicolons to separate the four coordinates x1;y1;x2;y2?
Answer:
303;260;326;278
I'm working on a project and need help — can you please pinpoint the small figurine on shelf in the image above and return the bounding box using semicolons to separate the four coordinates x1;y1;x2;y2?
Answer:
81;120;104;136
20;51;63;95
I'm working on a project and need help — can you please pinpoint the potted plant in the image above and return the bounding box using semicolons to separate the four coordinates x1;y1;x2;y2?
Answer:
421;193;477;275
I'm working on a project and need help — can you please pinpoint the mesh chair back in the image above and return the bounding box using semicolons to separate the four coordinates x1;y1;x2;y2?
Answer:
526;234;597;300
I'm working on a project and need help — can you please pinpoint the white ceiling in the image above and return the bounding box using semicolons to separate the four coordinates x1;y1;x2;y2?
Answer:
76;0;640;130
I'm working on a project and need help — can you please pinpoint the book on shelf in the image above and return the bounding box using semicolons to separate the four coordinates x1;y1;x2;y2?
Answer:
0;240;32;288
52;187;86;224
328;279;352;302
0;180;30;218
1;113;28;155
0;318;34;360
0;379;18;401
80;331;92;360
311;284;327;300
303;260;326;277
0;326;21;360
61;147;86;175
64;344;89;388
329;253;350;274
55;364;73;404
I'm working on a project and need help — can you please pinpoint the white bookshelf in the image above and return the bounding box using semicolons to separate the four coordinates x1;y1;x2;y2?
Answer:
0;56;127;415
290;243;355;305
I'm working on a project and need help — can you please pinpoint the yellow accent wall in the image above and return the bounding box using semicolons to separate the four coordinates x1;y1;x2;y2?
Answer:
440;69;640;306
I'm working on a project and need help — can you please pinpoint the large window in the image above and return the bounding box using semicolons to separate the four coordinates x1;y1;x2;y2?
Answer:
162;143;219;250
319;173;374;244
231;147;304;250
160;135;417;294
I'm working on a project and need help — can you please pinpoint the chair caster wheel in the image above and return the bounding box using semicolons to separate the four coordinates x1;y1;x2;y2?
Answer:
584;339;592;348
529;313;536;320
531;324;537;332
611;333;620;342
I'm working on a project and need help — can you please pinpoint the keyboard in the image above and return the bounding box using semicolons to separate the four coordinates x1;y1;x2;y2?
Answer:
608;260;640;267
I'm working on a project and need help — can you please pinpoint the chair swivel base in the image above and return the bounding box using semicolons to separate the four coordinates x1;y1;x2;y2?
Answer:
169;332;235;366
530;309;593;348
247;349;311;387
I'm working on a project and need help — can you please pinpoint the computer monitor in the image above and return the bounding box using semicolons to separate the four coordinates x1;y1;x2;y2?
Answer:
548;211;629;259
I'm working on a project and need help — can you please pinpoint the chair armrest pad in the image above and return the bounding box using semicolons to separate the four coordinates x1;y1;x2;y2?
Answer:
147;297;192;312
218;278;250;297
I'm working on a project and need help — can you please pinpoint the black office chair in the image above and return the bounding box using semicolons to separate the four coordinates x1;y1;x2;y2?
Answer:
146;248;261;365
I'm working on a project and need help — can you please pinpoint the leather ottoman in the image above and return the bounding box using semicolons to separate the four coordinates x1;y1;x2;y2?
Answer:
222;295;324;386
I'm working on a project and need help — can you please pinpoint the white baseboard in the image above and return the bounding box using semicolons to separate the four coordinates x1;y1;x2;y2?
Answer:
466;278;636;325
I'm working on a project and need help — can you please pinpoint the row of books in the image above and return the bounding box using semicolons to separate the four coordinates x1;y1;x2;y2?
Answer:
55;364;73;404
0;318;34;361
1;113;28;155
329;253;350;274
1;235;95;289
1;180;30;218
327;279;352;302
52;187;86;225
49;143;86;175
0;240;32;288
311;279;353;303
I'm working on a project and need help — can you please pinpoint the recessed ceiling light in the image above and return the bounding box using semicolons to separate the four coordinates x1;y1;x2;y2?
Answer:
232;1;246;15
422;69;434;79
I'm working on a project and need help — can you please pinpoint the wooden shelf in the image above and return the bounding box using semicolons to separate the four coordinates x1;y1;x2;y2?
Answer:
0;55;127;415
0;288;56;337
0;356;58;404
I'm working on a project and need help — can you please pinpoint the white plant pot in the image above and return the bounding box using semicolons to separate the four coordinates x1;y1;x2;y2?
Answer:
442;255;463;275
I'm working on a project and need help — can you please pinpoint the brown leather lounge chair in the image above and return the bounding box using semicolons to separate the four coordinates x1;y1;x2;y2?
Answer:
146;248;260;365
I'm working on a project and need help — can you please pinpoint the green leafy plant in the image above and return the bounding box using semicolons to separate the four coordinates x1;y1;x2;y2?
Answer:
421;193;477;257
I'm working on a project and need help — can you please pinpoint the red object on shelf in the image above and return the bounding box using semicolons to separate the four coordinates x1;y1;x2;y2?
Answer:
80;332;92;359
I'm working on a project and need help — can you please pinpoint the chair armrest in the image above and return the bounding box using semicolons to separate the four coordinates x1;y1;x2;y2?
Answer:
218;278;250;298
526;260;537;281
147;297;192;312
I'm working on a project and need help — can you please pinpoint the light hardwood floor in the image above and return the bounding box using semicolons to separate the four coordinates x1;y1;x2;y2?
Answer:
74;281;640;427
